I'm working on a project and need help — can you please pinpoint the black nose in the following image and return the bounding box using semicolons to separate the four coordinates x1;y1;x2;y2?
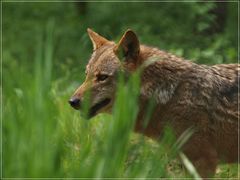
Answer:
68;98;81;109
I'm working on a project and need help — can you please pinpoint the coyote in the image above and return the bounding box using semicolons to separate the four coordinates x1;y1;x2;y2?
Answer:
69;29;239;178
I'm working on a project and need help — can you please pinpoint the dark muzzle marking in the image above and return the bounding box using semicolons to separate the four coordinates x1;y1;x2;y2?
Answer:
88;98;111;118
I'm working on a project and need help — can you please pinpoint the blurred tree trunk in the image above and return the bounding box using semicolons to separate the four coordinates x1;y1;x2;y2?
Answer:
207;1;227;34
75;2;87;15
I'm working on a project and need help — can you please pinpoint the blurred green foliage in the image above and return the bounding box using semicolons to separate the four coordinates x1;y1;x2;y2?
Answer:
2;1;238;178
3;2;238;81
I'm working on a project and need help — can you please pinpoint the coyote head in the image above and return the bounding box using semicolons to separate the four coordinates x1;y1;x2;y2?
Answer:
69;28;141;118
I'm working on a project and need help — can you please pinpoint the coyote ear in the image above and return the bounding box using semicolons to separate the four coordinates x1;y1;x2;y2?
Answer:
114;29;140;61
87;28;109;50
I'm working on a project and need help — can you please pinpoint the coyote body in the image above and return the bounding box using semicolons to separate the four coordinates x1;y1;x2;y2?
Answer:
69;29;239;178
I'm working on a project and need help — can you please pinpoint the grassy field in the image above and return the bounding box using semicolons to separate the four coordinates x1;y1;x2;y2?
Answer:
2;2;239;179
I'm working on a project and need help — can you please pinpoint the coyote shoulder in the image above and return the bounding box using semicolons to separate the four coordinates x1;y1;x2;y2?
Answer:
69;28;239;178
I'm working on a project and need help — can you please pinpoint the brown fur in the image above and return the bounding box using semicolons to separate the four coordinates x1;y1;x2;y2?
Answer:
69;29;239;178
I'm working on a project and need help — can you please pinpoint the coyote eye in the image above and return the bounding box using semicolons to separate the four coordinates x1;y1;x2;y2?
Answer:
97;74;109;82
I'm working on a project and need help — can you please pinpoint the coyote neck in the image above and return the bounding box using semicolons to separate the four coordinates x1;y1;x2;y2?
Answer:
139;45;194;105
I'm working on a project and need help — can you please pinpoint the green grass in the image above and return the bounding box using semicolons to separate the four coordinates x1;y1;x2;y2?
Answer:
3;21;238;179
2;2;238;179
3;27;178;178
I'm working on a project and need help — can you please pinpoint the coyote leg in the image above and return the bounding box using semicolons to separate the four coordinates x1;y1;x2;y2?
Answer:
183;136;218;178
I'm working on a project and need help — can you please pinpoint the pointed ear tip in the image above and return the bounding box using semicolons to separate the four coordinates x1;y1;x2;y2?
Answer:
87;28;93;33
125;29;137;36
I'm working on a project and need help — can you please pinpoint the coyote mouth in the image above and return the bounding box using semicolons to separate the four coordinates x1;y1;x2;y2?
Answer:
89;98;111;118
